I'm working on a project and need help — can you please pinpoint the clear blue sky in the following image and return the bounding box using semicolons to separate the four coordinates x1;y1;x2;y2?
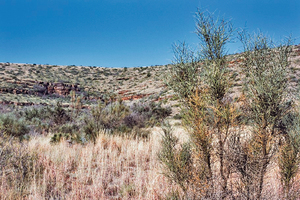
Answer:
0;0;299;68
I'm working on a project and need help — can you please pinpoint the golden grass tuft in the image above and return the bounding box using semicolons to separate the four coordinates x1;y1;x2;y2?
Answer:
1;125;297;199
0;128;179;199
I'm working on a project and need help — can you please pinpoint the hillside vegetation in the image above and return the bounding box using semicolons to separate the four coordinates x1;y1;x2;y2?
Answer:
2;9;300;200
0;63;168;107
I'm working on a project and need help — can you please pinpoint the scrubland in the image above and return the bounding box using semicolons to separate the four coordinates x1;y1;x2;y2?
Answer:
2;9;300;200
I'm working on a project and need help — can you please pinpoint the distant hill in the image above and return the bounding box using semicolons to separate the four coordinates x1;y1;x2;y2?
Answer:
0;63;169;107
0;44;300;107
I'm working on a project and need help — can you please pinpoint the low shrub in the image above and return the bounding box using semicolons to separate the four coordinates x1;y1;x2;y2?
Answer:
83;117;98;144
20;106;53;121
50;132;83;144
130;100;172;127
58;123;79;135
123;112;146;128
83;99;171;142
52;102;71;125
0;114;29;138
158;122;193;198
82;101;130;143
19;104;72;134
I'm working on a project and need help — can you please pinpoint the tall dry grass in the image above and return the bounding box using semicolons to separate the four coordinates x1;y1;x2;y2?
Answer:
0;128;180;200
1;125;298;199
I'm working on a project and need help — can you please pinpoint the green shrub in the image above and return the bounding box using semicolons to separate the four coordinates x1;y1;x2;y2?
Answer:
52;102;71;125
164;9;236;199
58;123;79;134
278;111;300;199
20;106;52;121
83;99;171;142
165;42;200;102
82;101;130;142
239;31;293;199
158;122;193;198
0;114;29;138
83;117;98;144
130;100;172;127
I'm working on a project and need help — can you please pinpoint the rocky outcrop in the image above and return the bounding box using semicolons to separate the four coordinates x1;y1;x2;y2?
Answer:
0;79;80;96
45;82;80;96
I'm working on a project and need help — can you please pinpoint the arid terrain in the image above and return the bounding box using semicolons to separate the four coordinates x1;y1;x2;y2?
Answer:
0;63;169;107
1;44;300;199
1;44;300;107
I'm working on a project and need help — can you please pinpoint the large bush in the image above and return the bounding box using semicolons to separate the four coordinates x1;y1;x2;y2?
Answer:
162;8;297;199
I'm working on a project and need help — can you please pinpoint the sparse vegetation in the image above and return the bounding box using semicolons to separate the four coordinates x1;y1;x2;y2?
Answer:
0;7;300;200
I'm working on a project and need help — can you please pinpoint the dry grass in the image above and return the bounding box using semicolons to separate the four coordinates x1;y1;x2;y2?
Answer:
0;128;180;200
1;123;300;199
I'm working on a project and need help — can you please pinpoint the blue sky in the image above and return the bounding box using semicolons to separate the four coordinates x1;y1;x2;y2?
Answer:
0;0;299;68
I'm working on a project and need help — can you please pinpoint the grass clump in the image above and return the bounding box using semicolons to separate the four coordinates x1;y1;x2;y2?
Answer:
0;131;38;198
